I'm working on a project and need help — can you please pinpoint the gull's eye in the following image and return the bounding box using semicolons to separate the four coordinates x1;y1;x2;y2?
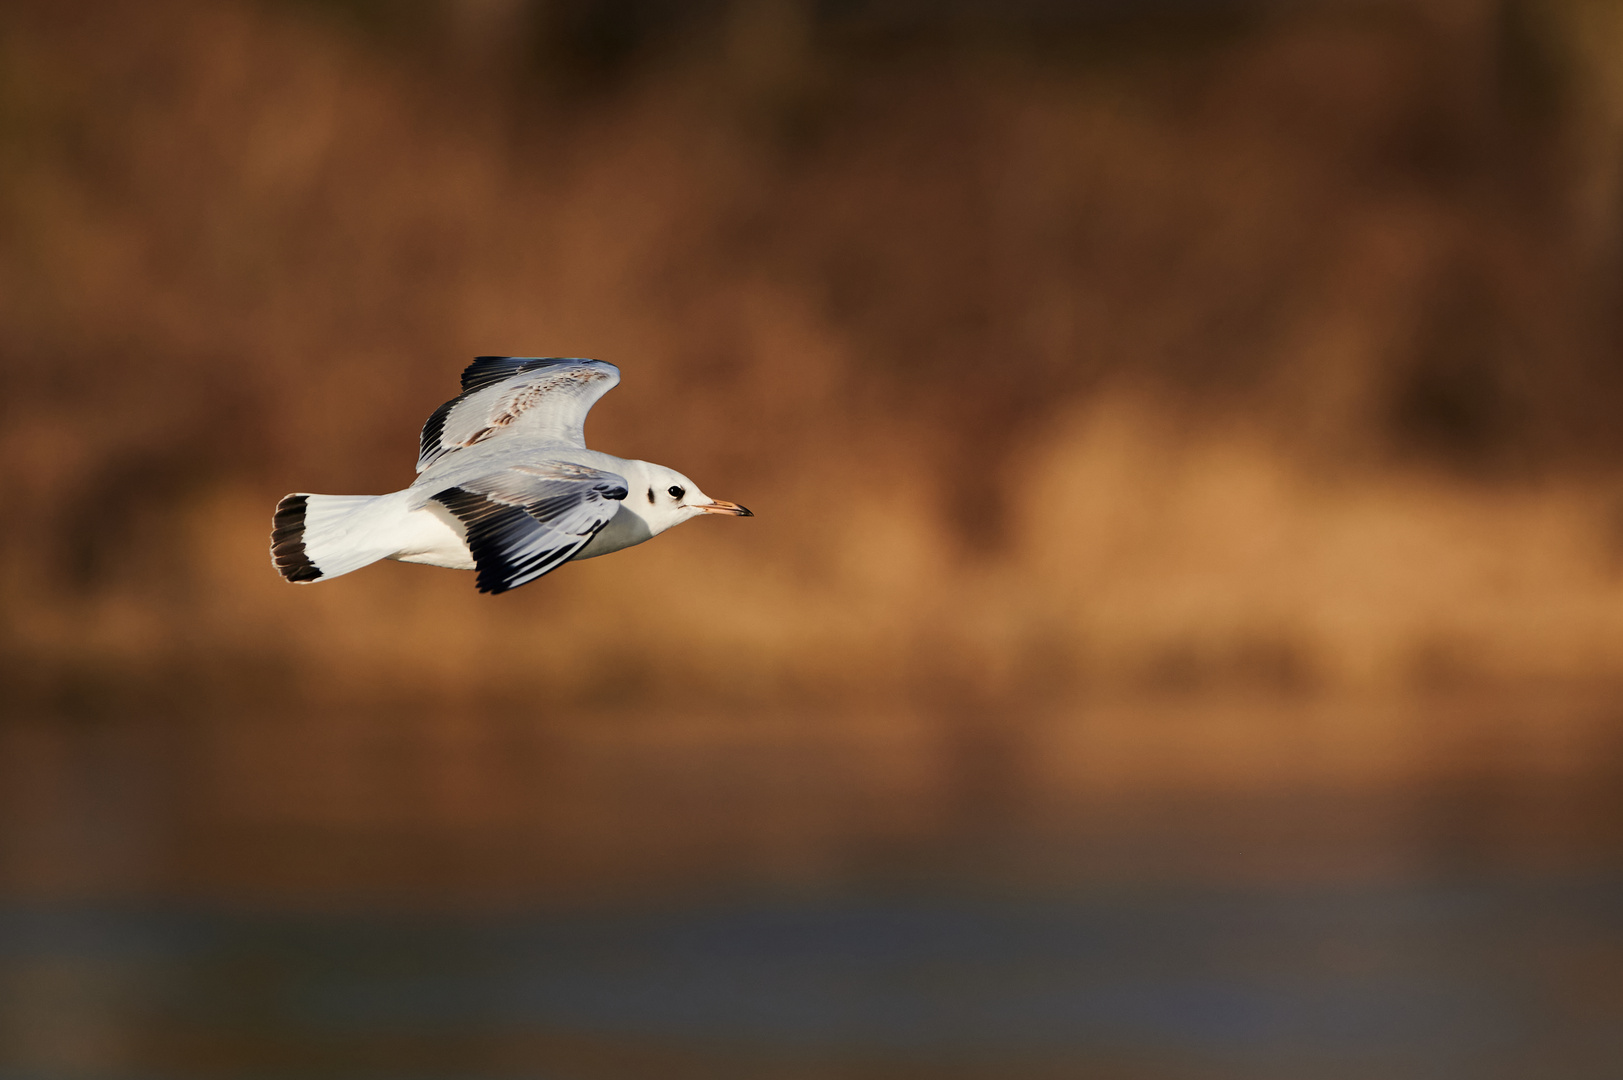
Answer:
667;485;685;500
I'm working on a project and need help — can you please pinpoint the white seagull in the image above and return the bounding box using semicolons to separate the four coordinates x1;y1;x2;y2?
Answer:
271;356;751;594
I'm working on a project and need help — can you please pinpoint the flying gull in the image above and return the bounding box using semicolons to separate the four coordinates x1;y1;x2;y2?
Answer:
270;356;751;594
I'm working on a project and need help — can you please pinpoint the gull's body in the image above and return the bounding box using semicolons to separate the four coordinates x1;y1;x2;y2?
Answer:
271;357;750;594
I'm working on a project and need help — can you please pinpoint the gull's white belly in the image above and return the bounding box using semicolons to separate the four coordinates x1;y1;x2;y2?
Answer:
388;503;476;570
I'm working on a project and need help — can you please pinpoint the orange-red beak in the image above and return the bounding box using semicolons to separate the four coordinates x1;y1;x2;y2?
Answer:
695;500;752;516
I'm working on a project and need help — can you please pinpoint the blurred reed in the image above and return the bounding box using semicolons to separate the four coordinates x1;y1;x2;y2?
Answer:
4;0;1623;710
4;2;1623;899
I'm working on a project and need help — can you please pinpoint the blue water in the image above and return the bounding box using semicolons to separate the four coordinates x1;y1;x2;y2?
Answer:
3;878;1622;1079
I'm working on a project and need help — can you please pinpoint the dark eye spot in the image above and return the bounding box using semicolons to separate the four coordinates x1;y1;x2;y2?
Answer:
647;487;655;504
668;485;685;500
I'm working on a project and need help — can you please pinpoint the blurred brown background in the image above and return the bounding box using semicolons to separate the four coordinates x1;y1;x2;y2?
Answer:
4;0;1623;905
9;3;1623;1077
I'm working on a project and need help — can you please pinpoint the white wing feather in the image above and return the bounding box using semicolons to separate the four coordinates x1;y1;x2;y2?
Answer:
417;357;620;472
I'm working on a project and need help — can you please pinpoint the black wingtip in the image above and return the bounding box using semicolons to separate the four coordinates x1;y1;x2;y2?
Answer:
270;494;323;583
475;568;514;595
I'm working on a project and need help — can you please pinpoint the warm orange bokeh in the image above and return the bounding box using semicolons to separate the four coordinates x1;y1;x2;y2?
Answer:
3;0;1623;901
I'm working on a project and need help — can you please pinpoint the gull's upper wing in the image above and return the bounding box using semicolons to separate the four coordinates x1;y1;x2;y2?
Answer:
417;357;620;472
430;461;628;594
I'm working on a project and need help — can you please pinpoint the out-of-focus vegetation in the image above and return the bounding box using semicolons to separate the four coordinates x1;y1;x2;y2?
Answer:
4;0;1623;897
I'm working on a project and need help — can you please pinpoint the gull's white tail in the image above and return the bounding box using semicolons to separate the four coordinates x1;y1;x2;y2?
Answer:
271;493;400;583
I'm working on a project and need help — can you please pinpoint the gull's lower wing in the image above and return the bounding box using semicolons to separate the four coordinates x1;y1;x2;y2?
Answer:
430;461;628;594
417;357;621;472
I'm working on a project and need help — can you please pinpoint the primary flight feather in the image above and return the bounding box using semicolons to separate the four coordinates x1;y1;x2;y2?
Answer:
270;356;751;595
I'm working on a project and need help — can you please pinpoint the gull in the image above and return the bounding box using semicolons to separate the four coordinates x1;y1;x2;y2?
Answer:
270;356;751;594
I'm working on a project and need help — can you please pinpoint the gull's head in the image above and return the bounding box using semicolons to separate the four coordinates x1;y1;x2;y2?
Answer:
632;461;752;534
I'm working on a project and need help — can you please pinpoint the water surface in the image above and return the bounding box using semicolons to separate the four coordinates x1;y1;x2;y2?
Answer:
4;877;1622;1079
